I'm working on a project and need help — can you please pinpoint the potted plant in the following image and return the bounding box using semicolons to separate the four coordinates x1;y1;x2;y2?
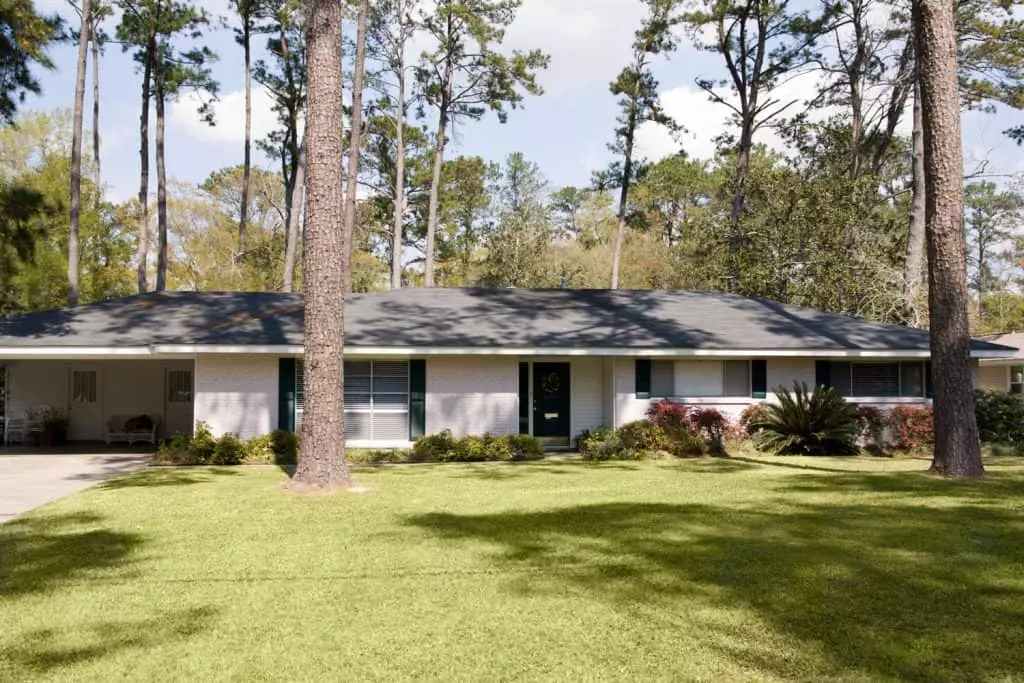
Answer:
29;406;69;447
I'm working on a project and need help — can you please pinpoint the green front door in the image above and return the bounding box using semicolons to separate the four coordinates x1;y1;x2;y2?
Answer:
532;362;570;440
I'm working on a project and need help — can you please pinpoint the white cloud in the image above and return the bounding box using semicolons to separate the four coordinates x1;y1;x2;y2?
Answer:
169;85;280;146
499;0;648;91
637;68;914;162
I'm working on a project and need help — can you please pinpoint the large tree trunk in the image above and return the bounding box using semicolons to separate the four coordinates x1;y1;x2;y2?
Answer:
424;63;453;288
342;0;369;294
283;136;306;293
68;0;91;307
610;111;636;290
155;76;168;292
239;14;252;257
904;77;927;327
390;12;408;290
915;0;983;478
293;0;350;490
91;22;100;193
726;119;754;291
424;110;447;288
135;37;155;293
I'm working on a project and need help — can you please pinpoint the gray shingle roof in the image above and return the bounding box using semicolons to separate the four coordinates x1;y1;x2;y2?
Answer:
0;288;1014;353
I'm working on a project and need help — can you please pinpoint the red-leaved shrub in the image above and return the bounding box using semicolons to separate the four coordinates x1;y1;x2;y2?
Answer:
887;405;934;450
646;400;691;430
689;407;730;442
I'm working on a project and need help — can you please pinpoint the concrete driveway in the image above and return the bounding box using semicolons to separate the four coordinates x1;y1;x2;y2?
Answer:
0;450;151;524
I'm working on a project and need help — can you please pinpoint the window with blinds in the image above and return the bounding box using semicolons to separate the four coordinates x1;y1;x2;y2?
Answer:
652;360;751;397
167;370;193;403
295;360;410;441
827;361;924;398
71;370;97;403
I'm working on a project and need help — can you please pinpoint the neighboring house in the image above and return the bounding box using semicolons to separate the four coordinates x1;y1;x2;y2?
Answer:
978;332;1024;394
0;289;1015;449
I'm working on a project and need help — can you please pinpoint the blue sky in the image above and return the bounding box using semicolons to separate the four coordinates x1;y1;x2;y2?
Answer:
31;0;1024;203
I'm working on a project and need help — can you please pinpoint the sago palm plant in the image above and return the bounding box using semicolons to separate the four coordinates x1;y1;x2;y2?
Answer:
751;383;858;455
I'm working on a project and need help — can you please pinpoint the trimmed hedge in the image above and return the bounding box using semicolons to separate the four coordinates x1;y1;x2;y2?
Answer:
578;421;705;461
157;425;546;466
411;430;545;462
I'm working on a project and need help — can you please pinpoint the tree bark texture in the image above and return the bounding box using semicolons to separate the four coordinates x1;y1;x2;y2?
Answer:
68;0;91;307
155;75;168;292
390;9;408;290
342;0;369;294
424;63;453;288
293;0;351;490
610;112;636;290
239;14;252;256
914;0;984;478
904;76;927;327
282;136;306;293
91;21;101;193
135;36;155;294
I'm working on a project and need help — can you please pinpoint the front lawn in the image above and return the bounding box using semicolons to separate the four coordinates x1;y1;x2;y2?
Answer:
2;455;1023;681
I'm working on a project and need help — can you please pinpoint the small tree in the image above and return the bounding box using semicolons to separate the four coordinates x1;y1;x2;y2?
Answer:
415;0;548;286
605;1;676;289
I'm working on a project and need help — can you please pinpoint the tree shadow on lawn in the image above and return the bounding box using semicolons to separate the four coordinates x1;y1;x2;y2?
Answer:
1;607;218;676
0;512;145;598
405;496;1024;680
99;467;241;489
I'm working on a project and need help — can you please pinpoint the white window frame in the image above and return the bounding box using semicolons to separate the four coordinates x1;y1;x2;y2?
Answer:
1011;366;1024;395
295;360;411;441
654;360;752;401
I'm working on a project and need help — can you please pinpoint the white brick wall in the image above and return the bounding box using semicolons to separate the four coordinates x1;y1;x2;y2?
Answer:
425;357;518;437
978;364;1008;392
194;355;278;439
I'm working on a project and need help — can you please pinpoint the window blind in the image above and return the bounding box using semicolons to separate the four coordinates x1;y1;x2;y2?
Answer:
295;360;410;440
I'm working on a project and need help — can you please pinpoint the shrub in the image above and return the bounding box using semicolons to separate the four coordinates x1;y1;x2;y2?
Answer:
616;420;671;453
411;429;458;462
243;434;275;464
270;429;299;465
448;434;489;462
689;407;729;442
646;400;691;430
579;428;640;460
661;425;707;457
211;433;245;465
346;448;411;464
739;403;770;437
505;434;545;461
852;405;886;449
974;390;1024;445
191;421;218;463
752;383;858;455
887;405;934;451
155;433;203;465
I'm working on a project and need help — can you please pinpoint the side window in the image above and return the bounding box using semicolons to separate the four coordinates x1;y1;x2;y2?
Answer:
1011;366;1024;395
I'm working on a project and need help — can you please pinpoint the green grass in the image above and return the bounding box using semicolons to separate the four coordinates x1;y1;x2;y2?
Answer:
2;455;1024;682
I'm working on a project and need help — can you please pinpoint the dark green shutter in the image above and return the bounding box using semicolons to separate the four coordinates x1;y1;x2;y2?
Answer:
925;361;933;398
635;359;651;399
815;360;831;389
751;359;767;399
409;359;426;439
278;358;296;432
